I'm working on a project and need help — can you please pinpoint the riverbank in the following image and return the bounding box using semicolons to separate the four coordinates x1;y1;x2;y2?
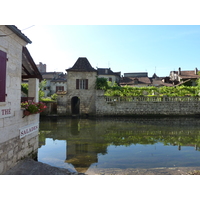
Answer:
3;158;200;175
3;159;84;175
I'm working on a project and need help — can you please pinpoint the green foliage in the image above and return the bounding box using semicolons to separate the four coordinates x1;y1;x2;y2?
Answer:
39;90;45;101
39;79;47;100
51;93;58;101
39;79;47;90
21;101;47;115
21;83;28;95
40;97;55;102
96;77;109;90
104;84;199;97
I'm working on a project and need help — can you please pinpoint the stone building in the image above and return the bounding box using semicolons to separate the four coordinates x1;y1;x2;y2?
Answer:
50;72;67;94
37;62;67;97
170;67;200;86
120;72;151;87
0;25;42;174
57;57;97;116
97;68;121;85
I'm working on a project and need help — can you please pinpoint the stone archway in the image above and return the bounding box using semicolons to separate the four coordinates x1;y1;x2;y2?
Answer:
71;96;80;115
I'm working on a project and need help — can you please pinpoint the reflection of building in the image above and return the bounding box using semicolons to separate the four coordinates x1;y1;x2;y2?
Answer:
65;141;98;173
39;117;200;173
65;119;101;173
39;118;108;173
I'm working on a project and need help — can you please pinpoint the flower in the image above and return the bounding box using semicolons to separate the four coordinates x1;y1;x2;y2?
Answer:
21;101;47;117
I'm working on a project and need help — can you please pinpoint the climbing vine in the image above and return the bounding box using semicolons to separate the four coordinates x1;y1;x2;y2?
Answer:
104;85;198;97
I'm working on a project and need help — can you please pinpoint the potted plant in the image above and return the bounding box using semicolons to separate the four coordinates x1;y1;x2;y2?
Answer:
21;101;47;118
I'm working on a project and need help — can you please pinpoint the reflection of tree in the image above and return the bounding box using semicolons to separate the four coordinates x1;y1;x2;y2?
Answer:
39;117;200;172
102;129;200;150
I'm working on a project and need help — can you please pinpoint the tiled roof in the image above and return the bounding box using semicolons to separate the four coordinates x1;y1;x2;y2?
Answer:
66;57;97;72
179;71;200;79
6;25;32;44
120;77;151;85
51;73;67;82
150;75;173;86
97;68;116;75
151;78;173;87
22;47;43;81
41;72;62;80
172;70;200;79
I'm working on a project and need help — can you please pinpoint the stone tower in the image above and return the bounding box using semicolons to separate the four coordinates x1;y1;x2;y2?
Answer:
57;57;97;116
37;62;46;73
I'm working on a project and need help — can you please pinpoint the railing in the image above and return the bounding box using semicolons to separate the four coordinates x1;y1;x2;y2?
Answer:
104;96;200;102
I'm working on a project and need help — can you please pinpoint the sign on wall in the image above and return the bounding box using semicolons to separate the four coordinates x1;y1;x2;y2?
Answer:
19;123;39;139
0;107;13;119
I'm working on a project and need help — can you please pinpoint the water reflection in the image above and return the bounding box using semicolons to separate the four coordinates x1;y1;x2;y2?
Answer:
38;117;200;173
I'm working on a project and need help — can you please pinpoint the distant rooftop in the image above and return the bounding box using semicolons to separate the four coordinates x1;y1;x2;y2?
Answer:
97;68;116;75
120;76;151;85
124;72;148;78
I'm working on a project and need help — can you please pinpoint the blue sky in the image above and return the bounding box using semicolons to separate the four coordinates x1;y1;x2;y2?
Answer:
19;25;200;77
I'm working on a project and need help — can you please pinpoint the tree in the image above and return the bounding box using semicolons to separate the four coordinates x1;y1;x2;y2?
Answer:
96;77;109;90
39;79;47;100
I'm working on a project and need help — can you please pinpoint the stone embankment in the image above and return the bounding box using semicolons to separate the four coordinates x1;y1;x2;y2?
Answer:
3;159;84;175
3;158;200;175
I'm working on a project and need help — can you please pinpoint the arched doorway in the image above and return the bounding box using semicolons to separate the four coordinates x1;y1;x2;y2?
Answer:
71;96;80;115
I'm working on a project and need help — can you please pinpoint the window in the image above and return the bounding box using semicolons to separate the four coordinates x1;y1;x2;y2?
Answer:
56;86;64;92
0;50;7;102
109;77;112;82
76;79;88;89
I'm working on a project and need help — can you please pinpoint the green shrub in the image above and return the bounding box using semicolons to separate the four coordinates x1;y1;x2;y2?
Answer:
51;93;58;101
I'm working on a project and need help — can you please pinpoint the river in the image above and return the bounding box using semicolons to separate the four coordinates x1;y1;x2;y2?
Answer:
38;116;200;174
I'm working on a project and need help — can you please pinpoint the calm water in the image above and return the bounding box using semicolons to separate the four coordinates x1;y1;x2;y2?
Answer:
38;117;200;174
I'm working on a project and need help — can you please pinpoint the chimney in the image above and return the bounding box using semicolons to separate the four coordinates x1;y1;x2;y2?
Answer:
195;68;198;75
178;67;181;75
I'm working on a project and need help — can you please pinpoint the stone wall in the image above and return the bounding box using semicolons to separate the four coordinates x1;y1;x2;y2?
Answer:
57;94;68;115
95;95;200;116
40;101;57;116
57;71;97;116
0;26;40;174
55;90;200;117
0;111;39;174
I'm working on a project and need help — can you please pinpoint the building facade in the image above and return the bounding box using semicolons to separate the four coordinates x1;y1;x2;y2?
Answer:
170;67;200;86
97;68;121;85
0;25;42;174
57;57;97;116
37;62;67;97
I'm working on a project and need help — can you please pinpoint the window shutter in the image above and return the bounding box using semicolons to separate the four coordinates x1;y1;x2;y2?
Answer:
85;79;88;89
76;79;79;89
0;50;7;102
